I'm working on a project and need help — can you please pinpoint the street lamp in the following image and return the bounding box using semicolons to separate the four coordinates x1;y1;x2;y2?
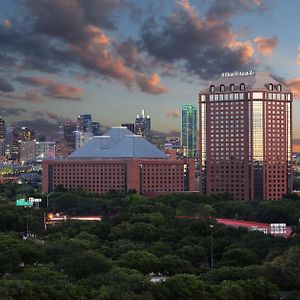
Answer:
209;224;214;271
45;192;54;208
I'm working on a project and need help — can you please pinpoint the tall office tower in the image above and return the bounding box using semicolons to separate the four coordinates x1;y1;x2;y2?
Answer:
21;127;35;141
135;110;151;137
0;117;5;157
181;104;198;157
199;71;293;201
77;114;93;133
122;123;135;133
11;126;20;161
92;122;101;136
63;121;76;149
5;127;13;158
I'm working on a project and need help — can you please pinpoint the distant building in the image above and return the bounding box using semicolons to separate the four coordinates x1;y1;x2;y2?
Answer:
77;114;93;133
181;104;198;157
35;141;56;160
75;130;93;149
135;110;151;137
92;122;101;136
21;127;34;141
19;141;35;163
199;71;293;200
122;123;135;133
20;141;56;163
63;121;76;149
43;127;196;195
147;131;166;150
11;126;20;161
0;117;5;157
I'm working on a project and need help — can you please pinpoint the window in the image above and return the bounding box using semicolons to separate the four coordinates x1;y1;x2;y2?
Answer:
230;84;235;92
220;84;225;92
269;83;273;91
277;84;282;91
240;83;245;91
210;85;215;92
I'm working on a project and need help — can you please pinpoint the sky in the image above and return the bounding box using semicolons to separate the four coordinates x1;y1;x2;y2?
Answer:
0;0;300;149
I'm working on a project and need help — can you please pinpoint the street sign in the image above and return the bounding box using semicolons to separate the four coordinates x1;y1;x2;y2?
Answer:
16;199;33;207
28;197;42;203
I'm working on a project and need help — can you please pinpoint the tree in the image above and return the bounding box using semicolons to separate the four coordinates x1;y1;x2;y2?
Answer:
157;274;209;300
119;250;159;275
59;250;111;280
220;247;261;267
158;255;195;275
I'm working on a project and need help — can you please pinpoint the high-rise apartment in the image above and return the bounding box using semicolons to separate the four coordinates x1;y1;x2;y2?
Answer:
199;71;292;200
181;104;198;157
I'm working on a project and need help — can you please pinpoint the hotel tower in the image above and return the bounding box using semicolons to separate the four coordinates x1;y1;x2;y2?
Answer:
199;71;293;200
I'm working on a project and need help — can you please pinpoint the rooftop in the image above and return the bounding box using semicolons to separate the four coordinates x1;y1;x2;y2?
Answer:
68;127;168;159
201;71;290;93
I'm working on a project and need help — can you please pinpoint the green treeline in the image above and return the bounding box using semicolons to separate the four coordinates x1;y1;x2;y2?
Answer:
0;184;300;299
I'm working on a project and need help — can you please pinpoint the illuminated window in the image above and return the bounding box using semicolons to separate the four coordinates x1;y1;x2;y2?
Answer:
277;84;282;91
269;83;273;91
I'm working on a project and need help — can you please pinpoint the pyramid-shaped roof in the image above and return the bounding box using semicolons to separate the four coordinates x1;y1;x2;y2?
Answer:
68;127;168;159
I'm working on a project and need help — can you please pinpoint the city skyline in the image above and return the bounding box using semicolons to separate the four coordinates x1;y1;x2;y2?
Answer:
0;1;300;149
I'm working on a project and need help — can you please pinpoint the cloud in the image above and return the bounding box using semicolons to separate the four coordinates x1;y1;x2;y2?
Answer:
254;36;278;55
15;76;84;100
44;84;83;100
166;110;180;118
140;0;257;80
0;91;44;103
14;118;60;136
206;0;266;21
136;73;168;94
286;77;300;97
0;77;14;92
0;106;28;116
15;76;54;86
0;0;172;95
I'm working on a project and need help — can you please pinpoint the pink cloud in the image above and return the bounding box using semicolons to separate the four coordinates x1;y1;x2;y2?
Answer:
287;77;300;97
254;36;278;55
136;73;168;95
166;110;180;118
44;83;83;100
16;76;84;100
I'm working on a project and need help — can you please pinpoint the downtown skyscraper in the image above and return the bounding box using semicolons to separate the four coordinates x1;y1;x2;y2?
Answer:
135;110;151;137
199;71;292;201
181;104;198;157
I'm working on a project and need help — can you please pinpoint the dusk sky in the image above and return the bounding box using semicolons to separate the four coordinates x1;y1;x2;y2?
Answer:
0;0;300;149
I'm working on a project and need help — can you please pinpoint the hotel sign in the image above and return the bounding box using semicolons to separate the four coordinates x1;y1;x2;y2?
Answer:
221;71;255;77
